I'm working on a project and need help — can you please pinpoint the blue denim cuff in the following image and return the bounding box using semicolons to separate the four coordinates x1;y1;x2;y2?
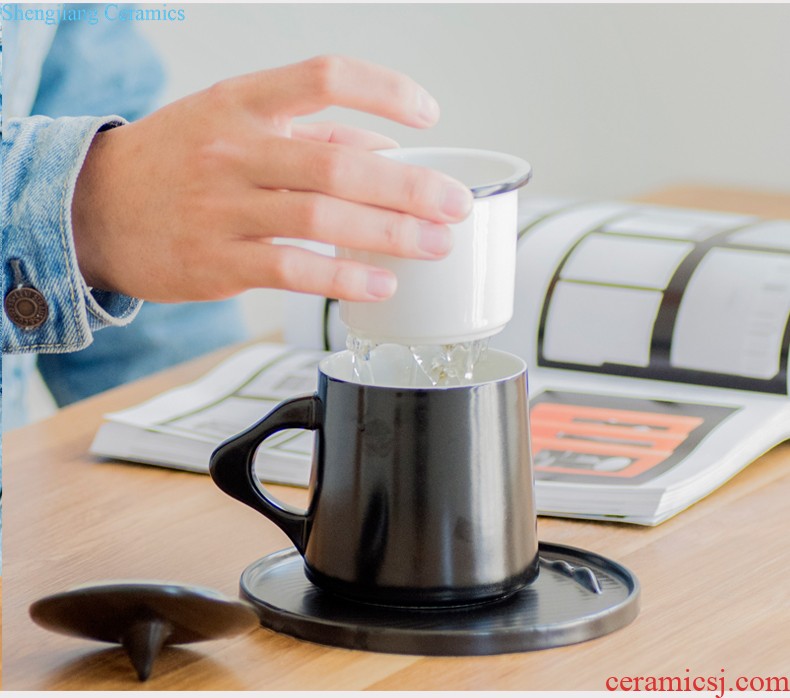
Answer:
2;115;143;354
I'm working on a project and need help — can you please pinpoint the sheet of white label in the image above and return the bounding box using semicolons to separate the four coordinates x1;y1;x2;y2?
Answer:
727;221;790;252
671;248;790;379
603;208;753;241
543;282;662;367
560;234;694;290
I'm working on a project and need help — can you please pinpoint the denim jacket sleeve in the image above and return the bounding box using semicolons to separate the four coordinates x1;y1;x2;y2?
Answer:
1;114;142;354
2;8;166;355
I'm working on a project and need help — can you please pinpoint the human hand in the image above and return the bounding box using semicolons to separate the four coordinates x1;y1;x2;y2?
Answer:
72;55;473;303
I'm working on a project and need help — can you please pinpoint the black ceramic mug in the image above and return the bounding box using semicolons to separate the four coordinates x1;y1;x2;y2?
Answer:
210;348;539;607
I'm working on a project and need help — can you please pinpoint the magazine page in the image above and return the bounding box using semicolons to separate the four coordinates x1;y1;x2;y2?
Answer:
488;198;790;523
524;367;790;523
91;344;327;483
495;198;790;396
105;343;323;438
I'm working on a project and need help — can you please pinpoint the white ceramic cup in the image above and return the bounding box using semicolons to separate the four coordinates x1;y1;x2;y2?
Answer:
338;148;532;345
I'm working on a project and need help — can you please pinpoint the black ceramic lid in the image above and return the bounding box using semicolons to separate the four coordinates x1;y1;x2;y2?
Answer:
30;581;259;681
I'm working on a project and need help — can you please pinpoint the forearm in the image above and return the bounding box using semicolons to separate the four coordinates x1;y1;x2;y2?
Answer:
1;115;143;354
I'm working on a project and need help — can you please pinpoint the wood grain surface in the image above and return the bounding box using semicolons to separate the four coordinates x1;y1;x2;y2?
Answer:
3;186;789;690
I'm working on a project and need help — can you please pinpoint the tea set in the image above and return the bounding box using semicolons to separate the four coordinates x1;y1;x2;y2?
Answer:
31;148;639;679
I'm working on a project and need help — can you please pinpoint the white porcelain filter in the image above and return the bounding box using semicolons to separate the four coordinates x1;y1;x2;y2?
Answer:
338;148;532;345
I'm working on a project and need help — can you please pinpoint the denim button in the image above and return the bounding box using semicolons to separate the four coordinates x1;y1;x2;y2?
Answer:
5;286;49;330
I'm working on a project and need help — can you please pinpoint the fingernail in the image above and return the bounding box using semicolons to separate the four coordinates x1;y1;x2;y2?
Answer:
418;222;452;256
417;89;440;124
366;270;397;299
441;184;473;219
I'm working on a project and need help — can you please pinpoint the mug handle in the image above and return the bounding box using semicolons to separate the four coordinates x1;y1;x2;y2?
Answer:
209;394;321;554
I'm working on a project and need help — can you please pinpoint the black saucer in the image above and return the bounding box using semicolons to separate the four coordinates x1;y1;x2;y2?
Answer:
240;542;640;655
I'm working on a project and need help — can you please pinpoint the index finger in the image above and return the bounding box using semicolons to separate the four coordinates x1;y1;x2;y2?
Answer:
236;55;441;128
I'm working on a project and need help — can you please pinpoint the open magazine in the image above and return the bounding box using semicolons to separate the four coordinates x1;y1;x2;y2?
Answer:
91;198;790;525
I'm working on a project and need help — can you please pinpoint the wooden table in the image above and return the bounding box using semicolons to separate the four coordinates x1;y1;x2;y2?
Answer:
4;186;790;690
